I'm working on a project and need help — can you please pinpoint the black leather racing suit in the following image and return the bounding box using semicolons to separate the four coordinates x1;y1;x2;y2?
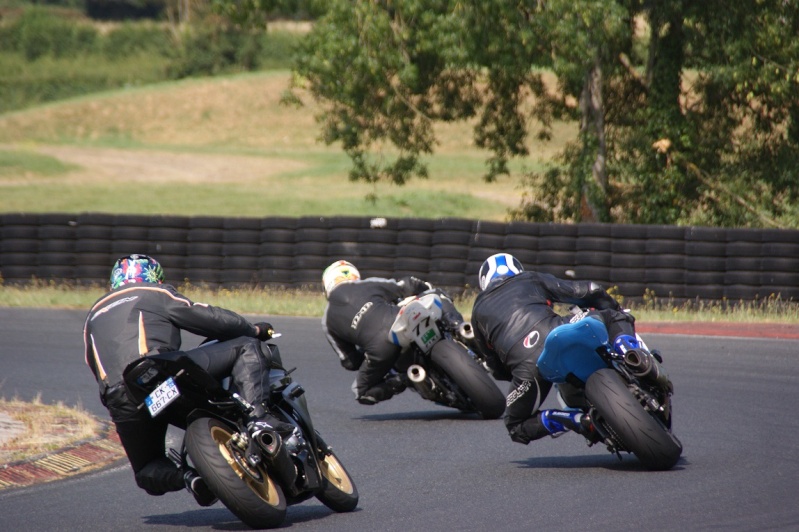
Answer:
470;271;635;444
83;282;274;495
322;277;459;402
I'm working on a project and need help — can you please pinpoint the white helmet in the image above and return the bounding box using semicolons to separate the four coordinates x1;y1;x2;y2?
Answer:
322;260;361;296
478;253;523;291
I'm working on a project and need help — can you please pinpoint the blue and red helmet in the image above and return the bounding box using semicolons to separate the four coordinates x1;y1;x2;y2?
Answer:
110;254;165;290
478;253;523;291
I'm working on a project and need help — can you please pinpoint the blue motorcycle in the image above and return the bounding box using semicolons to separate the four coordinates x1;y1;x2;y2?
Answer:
537;317;682;470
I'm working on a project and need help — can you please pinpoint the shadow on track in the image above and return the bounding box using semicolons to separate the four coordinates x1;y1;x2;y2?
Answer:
142;503;362;530
354;410;496;422
512;453;690;471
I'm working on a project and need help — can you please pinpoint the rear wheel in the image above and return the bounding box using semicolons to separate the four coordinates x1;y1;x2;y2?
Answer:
314;434;359;512
430;339;506;419
185;417;287;529
586;368;682;471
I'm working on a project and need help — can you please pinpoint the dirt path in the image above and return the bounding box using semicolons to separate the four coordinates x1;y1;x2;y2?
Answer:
10;144;306;185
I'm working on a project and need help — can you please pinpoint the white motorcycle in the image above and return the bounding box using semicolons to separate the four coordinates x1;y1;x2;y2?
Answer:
388;293;505;419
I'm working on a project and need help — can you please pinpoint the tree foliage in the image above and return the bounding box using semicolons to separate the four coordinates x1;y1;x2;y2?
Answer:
228;0;799;227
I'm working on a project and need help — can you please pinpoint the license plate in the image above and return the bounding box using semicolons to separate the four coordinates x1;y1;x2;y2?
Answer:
413;320;442;351
145;377;180;417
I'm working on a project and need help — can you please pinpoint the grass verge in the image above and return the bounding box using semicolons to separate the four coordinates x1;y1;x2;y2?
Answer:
1;280;797;324
0;395;99;464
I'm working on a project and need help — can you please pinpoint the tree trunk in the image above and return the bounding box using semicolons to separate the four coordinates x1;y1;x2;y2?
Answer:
579;55;608;222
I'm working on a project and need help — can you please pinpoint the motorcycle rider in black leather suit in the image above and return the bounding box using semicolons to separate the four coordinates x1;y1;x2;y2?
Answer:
470;253;639;445
321;260;462;405
83;254;291;506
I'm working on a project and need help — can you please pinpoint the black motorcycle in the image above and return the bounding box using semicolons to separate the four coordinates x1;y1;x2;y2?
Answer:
388;293;506;419
122;337;358;529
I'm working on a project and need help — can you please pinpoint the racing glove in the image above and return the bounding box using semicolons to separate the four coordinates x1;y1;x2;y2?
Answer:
255;322;275;341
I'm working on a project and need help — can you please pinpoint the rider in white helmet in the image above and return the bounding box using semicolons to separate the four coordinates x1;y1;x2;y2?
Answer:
321;259;463;405
471;252;643;445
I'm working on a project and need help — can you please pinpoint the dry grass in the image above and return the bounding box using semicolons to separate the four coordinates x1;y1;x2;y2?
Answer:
2;280;797;324
0;395;99;464
0;72;325;150
0;71;549;219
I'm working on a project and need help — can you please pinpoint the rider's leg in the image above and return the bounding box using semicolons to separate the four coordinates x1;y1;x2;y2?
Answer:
186;339;293;434
353;307;407;404
353;346;405;404
504;367;555;444
115;417;184;494
585;308;636;345
539;409;598;440
186;338;272;416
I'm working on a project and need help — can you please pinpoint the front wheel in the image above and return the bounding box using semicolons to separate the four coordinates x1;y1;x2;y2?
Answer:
314;434;359;512
585;368;682;471
185;417;287;529
430;338;506;419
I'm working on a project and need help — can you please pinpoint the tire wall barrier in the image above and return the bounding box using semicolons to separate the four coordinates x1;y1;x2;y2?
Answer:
1;213;797;301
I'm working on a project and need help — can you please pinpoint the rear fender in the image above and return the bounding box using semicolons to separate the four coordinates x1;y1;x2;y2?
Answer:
537;318;610;384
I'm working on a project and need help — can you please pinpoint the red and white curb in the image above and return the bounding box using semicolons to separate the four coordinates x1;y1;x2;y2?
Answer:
0;424;125;490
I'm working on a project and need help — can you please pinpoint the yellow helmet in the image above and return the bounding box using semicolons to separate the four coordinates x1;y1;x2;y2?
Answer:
322;260;361;296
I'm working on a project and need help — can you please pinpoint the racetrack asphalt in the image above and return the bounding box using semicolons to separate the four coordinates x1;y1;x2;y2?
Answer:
2;320;797;490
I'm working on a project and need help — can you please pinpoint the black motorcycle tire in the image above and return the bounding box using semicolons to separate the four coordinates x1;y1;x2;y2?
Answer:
585;368;682;471
430;338;506;419
313;434;359;512
185;417;287;529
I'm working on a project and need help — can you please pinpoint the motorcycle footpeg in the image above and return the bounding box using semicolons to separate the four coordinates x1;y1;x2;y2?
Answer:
167;447;182;467
247;451;262;467
244;438;263;467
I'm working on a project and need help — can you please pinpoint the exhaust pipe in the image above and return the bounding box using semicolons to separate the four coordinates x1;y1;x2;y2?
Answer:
253;429;281;457
458;321;475;340
623;349;673;392
407;364;438;399
622;349;653;376
407;364;426;383
252;429;299;491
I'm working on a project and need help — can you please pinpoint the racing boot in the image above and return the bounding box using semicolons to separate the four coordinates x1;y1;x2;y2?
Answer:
183;469;218;507
247;412;295;439
247;402;295;438
356;373;407;405
540;409;600;443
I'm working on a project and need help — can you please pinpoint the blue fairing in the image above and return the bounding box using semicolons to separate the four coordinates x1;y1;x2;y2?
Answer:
537;318;610;384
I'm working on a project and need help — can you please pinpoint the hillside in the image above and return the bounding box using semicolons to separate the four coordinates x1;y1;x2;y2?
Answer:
0;71;560;220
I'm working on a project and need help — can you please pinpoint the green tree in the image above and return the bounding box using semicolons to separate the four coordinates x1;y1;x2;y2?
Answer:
225;0;799;227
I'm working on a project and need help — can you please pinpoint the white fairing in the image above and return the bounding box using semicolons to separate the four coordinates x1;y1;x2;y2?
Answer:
388;293;443;352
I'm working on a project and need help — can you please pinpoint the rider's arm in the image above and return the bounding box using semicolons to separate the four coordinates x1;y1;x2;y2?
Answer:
573;281;621;310
398;277;464;322
392;276;432;299
540;273;621;311
163;286;258;340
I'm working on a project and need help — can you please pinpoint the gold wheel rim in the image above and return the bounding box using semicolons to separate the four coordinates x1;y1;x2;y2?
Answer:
320;453;354;494
210;425;281;505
